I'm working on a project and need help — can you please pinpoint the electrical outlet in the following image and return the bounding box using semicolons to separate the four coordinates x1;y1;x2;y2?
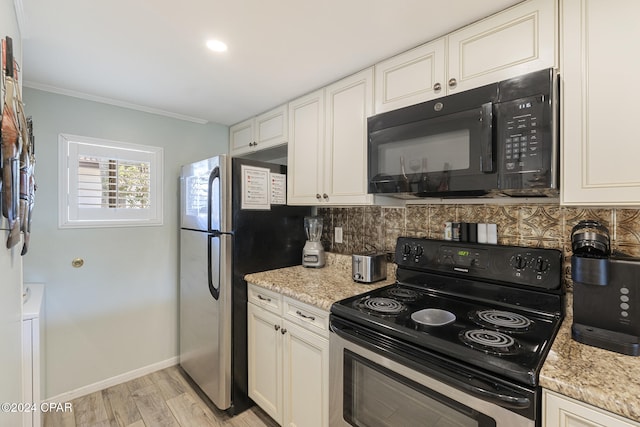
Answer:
334;227;343;243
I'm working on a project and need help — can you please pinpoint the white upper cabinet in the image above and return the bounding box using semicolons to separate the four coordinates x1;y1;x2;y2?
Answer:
323;68;374;205
230;104;288;156
374;39;446;113
288;68;374;206
447;0;557;94
561;0;640;206
374;0;557;113
287;89;325;205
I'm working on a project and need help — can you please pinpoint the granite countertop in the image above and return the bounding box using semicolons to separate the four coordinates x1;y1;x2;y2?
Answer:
244;253;396;311
540;293;640;422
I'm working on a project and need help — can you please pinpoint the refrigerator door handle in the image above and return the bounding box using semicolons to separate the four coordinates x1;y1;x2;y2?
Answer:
207;233;220;300
207;166;221;233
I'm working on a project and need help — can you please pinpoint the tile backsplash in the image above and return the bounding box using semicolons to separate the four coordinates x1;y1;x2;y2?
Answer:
318;204;640;291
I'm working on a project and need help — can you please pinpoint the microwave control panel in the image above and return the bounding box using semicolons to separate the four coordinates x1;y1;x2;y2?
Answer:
500;95;546;172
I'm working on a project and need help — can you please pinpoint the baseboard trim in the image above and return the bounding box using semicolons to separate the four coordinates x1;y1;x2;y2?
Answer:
45;356;179;403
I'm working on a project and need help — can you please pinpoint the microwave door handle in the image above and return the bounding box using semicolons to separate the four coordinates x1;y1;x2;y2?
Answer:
479;102;494;172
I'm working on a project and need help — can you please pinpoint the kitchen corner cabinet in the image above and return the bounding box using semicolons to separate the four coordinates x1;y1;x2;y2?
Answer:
247;284;329;427
373;0;556;113
288;68;374;205
560;0;640;206
230;104;288;156
543;390;640;427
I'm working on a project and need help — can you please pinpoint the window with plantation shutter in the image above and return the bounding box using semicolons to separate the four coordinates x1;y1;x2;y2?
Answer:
59;134;163;228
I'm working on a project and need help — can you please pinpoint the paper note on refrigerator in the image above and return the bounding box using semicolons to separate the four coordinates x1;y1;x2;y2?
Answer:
270;173;286;205
241;165;270;210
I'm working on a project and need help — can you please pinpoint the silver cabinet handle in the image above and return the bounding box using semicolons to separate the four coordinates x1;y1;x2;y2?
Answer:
281;328;287;335
274;324;280;331
433;82;442;91
316;193;322;200
257;294;271;302
448;78;457;88
322;193;328;200
296;310;316;321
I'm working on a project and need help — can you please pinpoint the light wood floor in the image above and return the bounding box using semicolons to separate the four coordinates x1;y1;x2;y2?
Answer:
43;366;279;427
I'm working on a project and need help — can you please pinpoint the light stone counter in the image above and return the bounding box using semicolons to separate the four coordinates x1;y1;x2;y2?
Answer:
540;293;640;422
244;253;396;311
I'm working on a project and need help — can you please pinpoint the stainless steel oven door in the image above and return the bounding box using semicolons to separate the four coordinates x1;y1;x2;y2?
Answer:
330;330;534;427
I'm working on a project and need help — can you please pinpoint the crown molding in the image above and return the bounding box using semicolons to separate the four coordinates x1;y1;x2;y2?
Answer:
22;80;210;124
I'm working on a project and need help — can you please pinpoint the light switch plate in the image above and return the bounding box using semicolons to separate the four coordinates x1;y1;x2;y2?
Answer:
335;227;343;243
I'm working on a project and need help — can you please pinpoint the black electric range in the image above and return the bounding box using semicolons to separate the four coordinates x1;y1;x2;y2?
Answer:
331;237;565;388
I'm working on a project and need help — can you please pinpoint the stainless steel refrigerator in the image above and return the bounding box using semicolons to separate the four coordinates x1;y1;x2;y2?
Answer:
179;155;310;414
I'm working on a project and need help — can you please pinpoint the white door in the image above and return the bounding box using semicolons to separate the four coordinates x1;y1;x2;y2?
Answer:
324;68;374;205
247;303;283;424
561;0;640;205
283;320;329;427
287;90;325;204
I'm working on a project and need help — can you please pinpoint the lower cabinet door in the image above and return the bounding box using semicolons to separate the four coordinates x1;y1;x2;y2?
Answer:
544;390;640;427
283;320;329;427
247;303;283;424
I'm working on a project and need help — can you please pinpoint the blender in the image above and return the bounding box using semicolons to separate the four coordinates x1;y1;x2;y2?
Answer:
302;216;325;268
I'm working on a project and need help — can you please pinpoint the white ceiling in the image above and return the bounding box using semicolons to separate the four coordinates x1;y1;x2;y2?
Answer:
19;0;523;126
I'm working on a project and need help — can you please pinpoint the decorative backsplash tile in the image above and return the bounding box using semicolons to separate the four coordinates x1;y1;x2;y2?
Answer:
318;204;640;292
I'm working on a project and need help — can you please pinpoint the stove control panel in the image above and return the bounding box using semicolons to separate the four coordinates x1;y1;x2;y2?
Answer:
396;237;563;290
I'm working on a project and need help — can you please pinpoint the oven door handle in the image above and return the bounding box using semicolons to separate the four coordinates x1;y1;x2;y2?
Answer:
461;380;530;409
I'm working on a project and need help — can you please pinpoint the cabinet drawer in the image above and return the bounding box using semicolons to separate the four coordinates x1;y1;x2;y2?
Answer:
248;284;282;314
283;297;329;338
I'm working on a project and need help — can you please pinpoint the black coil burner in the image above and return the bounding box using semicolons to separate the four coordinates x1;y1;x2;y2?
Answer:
459;329;522;356
355;297;407;316
471;309;534;332
384;287;420;302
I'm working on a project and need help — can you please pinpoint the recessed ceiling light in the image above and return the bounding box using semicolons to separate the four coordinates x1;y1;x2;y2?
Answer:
206;39;228;53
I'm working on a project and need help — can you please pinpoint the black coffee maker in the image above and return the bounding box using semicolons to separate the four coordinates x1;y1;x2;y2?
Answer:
571;220;640;356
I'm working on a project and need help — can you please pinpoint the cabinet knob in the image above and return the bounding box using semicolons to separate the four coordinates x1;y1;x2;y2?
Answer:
281;328;287;335
433;82;442;91
274;324;280;331
322;193;329;200
316;194;322;200
448;78;457;88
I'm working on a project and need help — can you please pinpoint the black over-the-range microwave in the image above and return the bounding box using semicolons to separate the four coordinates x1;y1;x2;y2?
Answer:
367;68;559;199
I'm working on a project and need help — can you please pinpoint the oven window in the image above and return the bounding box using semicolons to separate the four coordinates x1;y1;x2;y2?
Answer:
343;350;495;427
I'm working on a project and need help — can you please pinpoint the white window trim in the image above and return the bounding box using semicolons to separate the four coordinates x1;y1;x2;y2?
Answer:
58;133;164;228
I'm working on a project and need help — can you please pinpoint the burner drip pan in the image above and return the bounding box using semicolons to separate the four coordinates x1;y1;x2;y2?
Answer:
411;309;456;327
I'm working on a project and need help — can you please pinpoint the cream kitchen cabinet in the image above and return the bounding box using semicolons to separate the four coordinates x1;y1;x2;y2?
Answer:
247;284;329;427
446;0;556;94
374;38;446;113
374;0;556;113
543;390;640;427
288;68;373;205
560;0;640;206
230;104;288;156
